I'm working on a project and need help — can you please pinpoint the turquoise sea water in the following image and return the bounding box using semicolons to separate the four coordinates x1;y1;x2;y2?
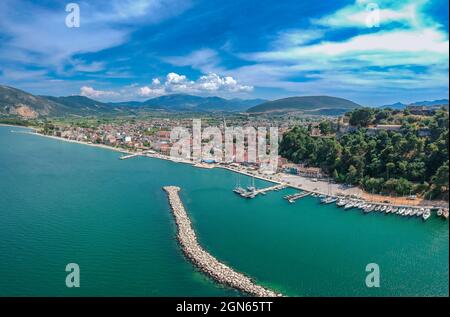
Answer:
0;126;448;296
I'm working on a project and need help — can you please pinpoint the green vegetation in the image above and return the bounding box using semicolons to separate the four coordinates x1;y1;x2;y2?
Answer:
247;95;361;113
280;108;449;200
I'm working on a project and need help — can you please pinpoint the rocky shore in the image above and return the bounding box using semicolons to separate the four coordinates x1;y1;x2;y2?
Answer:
163;186;282;297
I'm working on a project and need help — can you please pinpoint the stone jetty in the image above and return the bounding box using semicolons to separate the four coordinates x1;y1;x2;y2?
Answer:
163;186;282;297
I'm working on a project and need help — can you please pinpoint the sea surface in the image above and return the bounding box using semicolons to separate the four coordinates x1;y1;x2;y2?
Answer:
0;126;448;296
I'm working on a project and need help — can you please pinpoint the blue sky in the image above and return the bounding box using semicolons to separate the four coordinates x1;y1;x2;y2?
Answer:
0;0;448;105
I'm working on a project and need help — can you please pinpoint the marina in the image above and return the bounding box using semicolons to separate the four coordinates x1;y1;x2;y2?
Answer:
0;125;448;296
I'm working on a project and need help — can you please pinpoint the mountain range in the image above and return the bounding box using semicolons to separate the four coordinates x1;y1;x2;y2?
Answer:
0;84;448;118
380;99;449;109
108;94;266;112
0;85;265;118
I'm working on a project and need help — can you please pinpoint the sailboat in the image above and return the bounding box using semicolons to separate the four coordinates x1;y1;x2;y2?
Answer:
233;174;246;195
247;175;257;193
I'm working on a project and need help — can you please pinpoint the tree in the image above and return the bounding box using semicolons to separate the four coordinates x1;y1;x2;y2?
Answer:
349;108;374;127
346;165;358;184
430;161;449;199
319;120;333;135
386;162;395;179
332;169;339;180
279;108;449;201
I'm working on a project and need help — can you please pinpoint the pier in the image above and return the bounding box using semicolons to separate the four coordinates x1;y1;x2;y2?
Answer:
238;184;287;198
254;184;287;195
120;150;156;160
163;186;282;297
284;191;311;203
119;153;141;160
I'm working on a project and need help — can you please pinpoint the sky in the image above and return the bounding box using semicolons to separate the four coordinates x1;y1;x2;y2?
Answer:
0;0;448;105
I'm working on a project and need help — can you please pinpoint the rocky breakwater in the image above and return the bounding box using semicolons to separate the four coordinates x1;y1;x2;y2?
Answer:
163;186;282;297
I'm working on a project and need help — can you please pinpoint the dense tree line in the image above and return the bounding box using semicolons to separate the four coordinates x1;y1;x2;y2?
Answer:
280;108;449;200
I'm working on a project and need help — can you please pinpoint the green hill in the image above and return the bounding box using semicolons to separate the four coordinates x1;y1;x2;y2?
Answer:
247;96;361;114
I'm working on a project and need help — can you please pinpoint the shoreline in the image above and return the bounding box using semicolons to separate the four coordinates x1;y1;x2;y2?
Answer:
0;123;35;129
25;131;448;210
163;186;282;297
25;131;133;155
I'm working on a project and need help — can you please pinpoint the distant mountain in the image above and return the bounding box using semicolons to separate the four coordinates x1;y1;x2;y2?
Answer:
0;85;64;118
380;102;407;110
43;95;118;114
0;85;125;117
113;94;267;112
0;85;267;118
380;99;449;109
410;99;449;106
247;96;361;114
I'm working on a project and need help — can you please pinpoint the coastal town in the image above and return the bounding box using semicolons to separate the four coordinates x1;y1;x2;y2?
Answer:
30;104;449;221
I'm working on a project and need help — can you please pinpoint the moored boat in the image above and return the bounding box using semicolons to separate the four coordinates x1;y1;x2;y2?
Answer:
344;202;355;209
422;209;431;221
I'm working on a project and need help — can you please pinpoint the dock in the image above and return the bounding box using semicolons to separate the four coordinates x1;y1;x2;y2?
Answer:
120;150;156;160
163;186;282;297
236;184;287;199
252;184;287;195
284;191;311;203
119;153;142;160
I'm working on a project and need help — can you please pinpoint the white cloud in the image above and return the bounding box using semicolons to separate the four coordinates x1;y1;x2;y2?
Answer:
251;28;449;68
313;0;424;29
138;72;253;97
196;73;253;92
80;86;119;98
166;72;189;85
138;85;166;97
228;0;448;104
164;49;223;74
0;0;192;74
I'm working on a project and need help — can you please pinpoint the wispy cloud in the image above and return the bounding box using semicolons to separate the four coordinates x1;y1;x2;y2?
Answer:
226;0;449;103
0;0;192;75
163;49;224;74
